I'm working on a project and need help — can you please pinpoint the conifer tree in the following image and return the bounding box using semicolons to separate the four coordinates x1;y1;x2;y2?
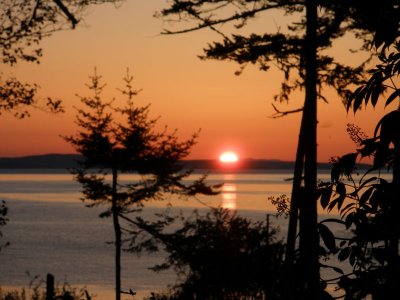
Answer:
66;70;218;300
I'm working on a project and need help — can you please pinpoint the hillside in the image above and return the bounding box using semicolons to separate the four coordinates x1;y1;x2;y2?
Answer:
0;154;371;171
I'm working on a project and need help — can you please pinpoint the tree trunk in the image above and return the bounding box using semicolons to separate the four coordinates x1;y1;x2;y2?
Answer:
283;118;305;299
111;167;122;300
283;1;319;298
299;0;320;298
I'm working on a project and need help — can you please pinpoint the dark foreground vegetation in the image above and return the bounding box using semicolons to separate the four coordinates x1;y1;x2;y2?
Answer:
0;209;285;300
130;208;285;300
0;274;89;300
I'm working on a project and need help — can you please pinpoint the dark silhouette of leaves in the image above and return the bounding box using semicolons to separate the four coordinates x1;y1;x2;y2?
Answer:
129;208;285;300
318;223;336;252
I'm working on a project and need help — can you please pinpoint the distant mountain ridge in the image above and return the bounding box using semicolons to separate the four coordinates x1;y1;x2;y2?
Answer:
0;153;371;171
0;154;82;169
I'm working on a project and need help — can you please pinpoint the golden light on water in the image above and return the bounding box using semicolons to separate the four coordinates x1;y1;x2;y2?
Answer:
221;183;237;210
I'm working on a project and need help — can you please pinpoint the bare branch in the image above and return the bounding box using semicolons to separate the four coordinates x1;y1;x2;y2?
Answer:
161;4;281;35
53;0;78;28
269;103;303;118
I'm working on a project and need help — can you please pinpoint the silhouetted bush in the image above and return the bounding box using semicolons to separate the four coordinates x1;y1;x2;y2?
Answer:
130;208;285;300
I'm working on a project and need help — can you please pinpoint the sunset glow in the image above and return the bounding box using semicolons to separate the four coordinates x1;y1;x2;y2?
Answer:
0;1;390;162
219;151;239;163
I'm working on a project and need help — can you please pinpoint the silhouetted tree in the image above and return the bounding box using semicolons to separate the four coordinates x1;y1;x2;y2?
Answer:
319;118;400;299
0;0;108;255
318;39;400;299
0;0;123;117
157;1;399;298
65;69;219;300
127;208;284;300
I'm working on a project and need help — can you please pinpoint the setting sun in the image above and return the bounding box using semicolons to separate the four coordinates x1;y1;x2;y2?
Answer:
219;151;239;163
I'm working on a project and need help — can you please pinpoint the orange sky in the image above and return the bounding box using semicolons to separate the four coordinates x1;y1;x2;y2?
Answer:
0;1;394;162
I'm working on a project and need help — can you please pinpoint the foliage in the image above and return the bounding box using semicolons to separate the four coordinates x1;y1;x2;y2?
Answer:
0;0;123;66
315;21;400;297
128;208;285;300
66;69;218;211
0;276;87;300
0;0;123;118
318;110;400;299
65;69;219;300
158;2;400;298
0;76;64;118
318;129;395;298
269;194;290;218
156;0;398;105
347;42;400;112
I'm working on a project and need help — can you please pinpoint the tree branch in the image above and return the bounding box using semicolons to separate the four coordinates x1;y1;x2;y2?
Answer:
161;4;281;35
269;103;303;118
53;0;78;28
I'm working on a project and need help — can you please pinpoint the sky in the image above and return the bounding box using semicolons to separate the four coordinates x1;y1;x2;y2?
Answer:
0;0;394;161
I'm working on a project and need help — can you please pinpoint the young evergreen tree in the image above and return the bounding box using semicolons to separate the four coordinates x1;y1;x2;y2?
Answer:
65;70;218;300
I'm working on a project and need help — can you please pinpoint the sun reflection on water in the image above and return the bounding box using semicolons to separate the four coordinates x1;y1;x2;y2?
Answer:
221;182;237;210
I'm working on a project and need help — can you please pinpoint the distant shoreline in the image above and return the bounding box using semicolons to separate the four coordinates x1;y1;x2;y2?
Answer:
0;153;372;171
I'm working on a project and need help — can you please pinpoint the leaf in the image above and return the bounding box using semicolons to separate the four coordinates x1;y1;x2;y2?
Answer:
340;202;355;216
358;176;378;190
336;195;346;211
345;212;355;229
318;223;336;252
331;153;357;182
340;153;358;176
338;247;351;261
320;185;333;209
331;266;344;274
331;163;341;182
353;87;366;112
370;77;384;107
359;138;378;157
347;86;363;112
336;182;346;197
349;251;356;266
327;198;339;212
379;111;400;149
385;89;400;107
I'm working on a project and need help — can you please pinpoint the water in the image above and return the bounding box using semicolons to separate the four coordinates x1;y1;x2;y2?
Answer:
0;169;350;299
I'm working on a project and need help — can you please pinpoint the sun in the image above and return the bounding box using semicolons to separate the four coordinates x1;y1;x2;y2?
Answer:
219;151;239;163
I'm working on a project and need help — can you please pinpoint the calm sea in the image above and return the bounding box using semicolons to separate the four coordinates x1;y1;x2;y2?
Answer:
0;169;350;299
